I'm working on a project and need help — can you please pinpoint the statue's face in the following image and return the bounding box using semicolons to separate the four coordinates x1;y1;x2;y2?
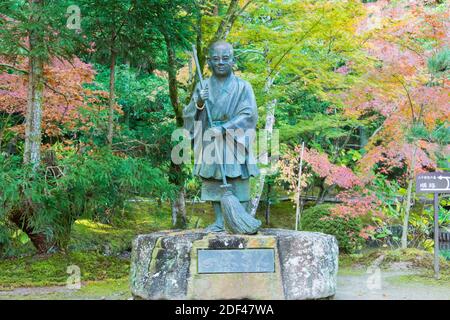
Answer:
208;44;234;78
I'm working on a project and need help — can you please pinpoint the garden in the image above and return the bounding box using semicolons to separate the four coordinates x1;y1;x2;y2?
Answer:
0;0;448;300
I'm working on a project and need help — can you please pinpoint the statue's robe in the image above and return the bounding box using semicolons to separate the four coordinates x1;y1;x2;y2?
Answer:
183;73;259;201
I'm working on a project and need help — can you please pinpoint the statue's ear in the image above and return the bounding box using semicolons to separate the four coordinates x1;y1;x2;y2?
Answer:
206;57;213;69
230;56;236;69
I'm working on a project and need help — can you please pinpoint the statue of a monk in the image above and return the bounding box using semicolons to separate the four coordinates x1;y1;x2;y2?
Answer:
183;41;260;233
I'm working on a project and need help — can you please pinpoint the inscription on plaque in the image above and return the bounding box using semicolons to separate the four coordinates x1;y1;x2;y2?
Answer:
416;172;450;193
197;249;275;274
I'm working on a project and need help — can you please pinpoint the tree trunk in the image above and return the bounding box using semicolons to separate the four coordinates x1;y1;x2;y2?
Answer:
10;208;54;254
107;47;117;146
401;144;417;249
295;142;305;230
12;0;51;253
163;32;183;127
24;1;44;169
171;188;187;227
265;182;271;225
162;31;187;224
249;98;276;216
249;61;276;216
317;184;330;204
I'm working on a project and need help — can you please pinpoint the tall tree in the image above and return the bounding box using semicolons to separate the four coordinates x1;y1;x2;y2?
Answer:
78;0;140;146
0;0;80;167
0;0;89;251
23;0;44;168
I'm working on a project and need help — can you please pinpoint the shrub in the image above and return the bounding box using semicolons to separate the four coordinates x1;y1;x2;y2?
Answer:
0;150;174;255
301;204;365;253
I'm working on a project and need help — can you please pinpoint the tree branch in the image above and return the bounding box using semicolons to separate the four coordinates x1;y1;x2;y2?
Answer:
268;12;325;78
0;63;28;74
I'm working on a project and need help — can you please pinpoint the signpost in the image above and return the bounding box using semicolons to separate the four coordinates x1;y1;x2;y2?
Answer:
416;172;450;279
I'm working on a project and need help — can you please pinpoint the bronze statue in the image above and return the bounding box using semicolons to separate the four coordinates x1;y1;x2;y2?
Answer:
183;41;261;233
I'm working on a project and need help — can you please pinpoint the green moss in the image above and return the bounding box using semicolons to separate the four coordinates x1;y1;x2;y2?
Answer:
72;278;131;299
0;252;129;289
382;248;450;269
388;272;450;287
0;278;131;300
69;201;174;254
184;200;300;230
0;200;303;291
256;200;299;229
185;202;215;229
337;267;366;276
339;248;450;271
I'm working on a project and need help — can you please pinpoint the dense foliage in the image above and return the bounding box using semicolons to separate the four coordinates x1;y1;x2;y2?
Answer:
301;204;365;253
0;151;172;253
0;0;448;256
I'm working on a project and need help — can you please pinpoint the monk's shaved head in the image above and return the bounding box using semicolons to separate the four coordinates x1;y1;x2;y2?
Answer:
208;40;234;58
207;40;235;78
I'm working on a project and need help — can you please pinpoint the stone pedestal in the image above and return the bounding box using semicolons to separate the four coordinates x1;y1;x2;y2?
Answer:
130;229;338;300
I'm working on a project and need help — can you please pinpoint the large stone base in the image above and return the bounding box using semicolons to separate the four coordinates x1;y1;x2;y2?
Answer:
130;229;338;300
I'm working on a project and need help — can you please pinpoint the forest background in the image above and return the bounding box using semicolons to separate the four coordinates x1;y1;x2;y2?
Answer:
0;0;448;290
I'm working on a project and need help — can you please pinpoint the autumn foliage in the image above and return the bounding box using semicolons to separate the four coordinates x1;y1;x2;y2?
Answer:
343;0;449;178
0;56;111;140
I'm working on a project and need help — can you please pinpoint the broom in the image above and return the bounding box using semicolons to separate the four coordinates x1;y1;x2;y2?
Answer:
192;45;261;235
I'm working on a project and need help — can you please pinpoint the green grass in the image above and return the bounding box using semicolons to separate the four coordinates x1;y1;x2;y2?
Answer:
68;201;175;255
0;278;131;300
388;272;450;287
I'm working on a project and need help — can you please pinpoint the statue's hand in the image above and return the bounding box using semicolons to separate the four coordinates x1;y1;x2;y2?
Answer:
196;83;209;106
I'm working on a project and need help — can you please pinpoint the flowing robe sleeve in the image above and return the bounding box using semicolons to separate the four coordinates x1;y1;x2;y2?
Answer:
221;80;259;179
182;78;259;180
183;82;206;139
222;81;258;132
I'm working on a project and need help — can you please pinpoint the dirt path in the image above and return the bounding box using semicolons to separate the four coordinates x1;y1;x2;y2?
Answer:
335;269;450;300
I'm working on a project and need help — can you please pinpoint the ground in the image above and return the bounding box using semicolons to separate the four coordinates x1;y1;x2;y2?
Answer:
0;200;448;300
1;264;449;300
336;270;450;300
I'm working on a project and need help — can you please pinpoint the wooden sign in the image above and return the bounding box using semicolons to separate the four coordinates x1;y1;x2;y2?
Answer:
416;172;450;193
415;171;449;280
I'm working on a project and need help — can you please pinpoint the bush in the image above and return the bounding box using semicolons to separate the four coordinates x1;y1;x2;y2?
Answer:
301;204;365;253
0;151;174;255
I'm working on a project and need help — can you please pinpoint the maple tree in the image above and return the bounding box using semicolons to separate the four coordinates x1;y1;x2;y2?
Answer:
0;56;110;141
341;0;449;248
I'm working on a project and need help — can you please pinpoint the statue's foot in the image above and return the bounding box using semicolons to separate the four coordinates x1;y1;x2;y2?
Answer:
205;223;225;233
